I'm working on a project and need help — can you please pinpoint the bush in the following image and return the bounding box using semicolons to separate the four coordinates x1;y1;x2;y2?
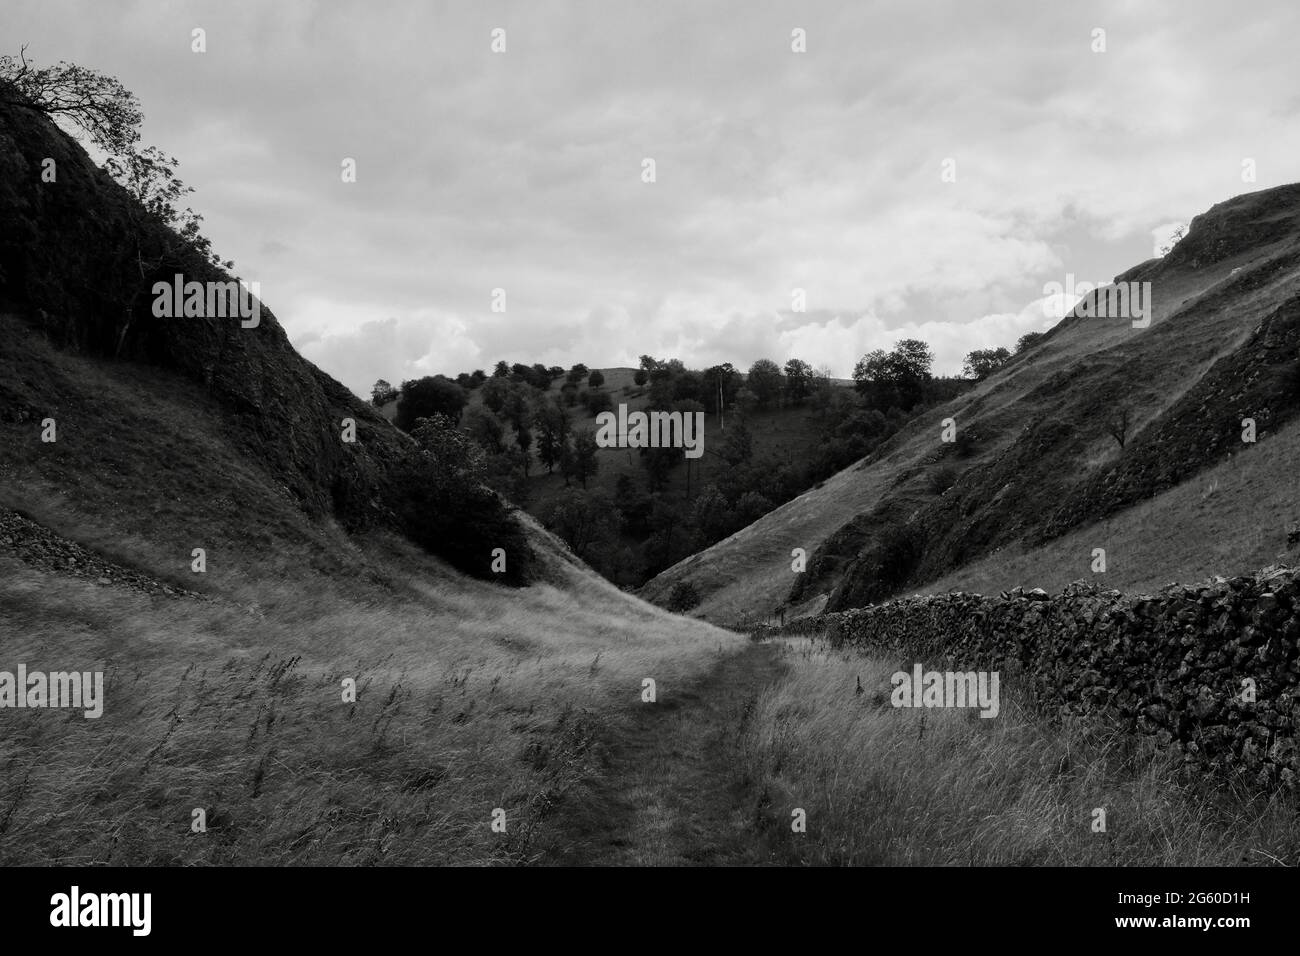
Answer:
929;464;959;494
873;519;925;591
388;415;533;585
666;580;702;612
396;376;467;431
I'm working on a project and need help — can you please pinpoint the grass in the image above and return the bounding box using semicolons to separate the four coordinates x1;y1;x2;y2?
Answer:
925;413;1300;597
732;637;1300;866
0;539;739;865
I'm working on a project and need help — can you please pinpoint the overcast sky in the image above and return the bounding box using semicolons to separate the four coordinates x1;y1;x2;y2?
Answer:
8;0;1300;396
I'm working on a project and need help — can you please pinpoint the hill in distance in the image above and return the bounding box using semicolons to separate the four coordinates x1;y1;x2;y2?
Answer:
641;184;1300;624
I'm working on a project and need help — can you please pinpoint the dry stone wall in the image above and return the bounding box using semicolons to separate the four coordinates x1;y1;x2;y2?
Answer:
812;567;1300;788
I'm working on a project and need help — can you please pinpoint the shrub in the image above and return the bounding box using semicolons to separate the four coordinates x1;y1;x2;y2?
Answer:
666;580;702;612
929;464;959;494
388;415;533;585
873;519;925;592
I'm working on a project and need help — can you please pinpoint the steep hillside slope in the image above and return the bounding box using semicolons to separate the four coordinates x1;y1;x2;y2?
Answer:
641;185;1300;622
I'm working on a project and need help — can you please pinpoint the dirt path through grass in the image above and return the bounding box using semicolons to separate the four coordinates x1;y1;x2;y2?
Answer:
537;640;785;865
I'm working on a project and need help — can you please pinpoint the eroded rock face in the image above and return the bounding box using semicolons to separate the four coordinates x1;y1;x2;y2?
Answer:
0;97;407;533
823;567;1300;789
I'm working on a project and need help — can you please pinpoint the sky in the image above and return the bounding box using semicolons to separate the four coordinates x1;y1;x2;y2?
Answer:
7;0;1300;397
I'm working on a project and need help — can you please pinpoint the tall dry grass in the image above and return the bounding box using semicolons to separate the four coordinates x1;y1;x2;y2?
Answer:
0;527;739;865
736;637;1300;866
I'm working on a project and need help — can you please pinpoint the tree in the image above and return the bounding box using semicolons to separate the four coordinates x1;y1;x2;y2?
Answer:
515;425;533;474
719;417;754;465
891;338;934;382
571;429;600;488
588;369;605;388
481;375;510;413
567;363;589;385
2;48;234;353
1;46;141;153
493;360;510;378
462;405;506;455
371;379;399;407
396;376;467;430
389;414;532;584
501;384;533;433
962;347;1011;381
534;398;570;474
639;445;678;492
853;339;933;410
698;363;738;416
545;489;618;561
666;581;702;613
746;359;784;409
0;51;229;272
1159;223;1187;256
1015;331;1045;355
784;358;813;404
633;369;649;387
584;389;613;415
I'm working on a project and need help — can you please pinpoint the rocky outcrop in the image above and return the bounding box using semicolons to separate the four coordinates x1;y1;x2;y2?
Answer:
0;96;405;532
0;508;205;598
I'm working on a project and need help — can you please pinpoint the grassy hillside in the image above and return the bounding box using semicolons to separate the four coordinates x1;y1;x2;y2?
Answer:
642;185;1300;623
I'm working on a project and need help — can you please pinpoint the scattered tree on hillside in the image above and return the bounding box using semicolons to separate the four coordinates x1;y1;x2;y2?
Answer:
571;429;600;488
389;414;532;584
784;358;813;404
746;359;784;409
0;49;230;271
582;388;613;414
640;444;678;493
962;347;1011;381
666;580;702;613
1015;331;1045;355
463;405;506;455
481;375;510;413
493;360;510;378
534;399;570;474
702;362;739;415
545;488;618;561
719;417;754;465
1159;223;1187;256
371;379;399;407
633;368;649;387
1;48;234;354
588;369;605;388
396;375;467;430
853;339;934;410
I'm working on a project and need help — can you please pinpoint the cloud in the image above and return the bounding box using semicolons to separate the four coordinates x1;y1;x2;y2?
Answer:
10;0;1300;396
